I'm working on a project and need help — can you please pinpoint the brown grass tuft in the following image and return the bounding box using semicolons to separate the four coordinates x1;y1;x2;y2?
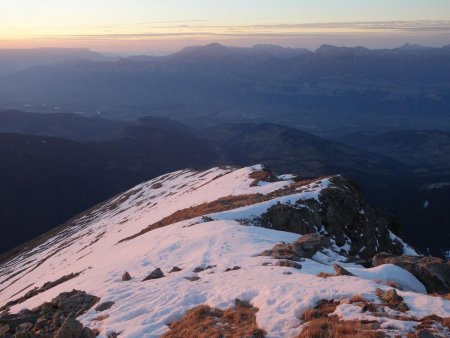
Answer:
162;302;266;338
298;318;383;338
350;294;367;304
386;280;400;289
316;272;335;278
430;292;450;301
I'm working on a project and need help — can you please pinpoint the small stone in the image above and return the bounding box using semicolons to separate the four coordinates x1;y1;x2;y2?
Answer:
193;265;215;273
184;276;201;282
169;266;182;273
224;266;241;272
95;301;115;312
121;272;132;281
340;298;351;305
142;268;165;281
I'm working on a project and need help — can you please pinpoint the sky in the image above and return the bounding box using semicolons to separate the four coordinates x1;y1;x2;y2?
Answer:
0;0;449;55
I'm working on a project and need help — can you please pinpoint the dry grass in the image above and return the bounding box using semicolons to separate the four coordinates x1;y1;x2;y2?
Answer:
118;176;330;243
298;318;383;338
298;299;382;338
430;292;450;300
300;300;340;322
316;272;335;278
162;302;266;338
349;294;367;304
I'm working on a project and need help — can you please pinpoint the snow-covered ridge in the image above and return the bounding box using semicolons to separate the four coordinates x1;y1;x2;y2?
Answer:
0;165;448;337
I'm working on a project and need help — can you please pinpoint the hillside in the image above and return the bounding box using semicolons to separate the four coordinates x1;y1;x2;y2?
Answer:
0;165;449;337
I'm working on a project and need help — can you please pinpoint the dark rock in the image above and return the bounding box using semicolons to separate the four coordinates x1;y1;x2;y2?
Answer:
80;327;97;338
15;322;32;334
235;299;252;309
34;316;47;329
121;272;132;281
372;253;450;294
193;265;216;273
142;268;165;281
54;317;83;338
94;301;115;312
0;324;10;335
184;276;201;282
169;266;182;273
417;329;440;338
333;264;354;276
275;260;302;270
224;266;241;272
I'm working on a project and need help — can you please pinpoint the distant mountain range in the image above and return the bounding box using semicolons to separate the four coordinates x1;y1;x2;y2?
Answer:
0;111;449;258
0;43;449;136
0;48;110;76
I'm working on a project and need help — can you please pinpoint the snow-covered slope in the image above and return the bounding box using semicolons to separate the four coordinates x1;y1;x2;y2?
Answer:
0;165;448;337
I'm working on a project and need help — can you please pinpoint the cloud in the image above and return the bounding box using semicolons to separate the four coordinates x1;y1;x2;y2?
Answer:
44;20;450;41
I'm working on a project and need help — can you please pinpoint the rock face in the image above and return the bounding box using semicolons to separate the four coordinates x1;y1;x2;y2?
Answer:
258;176;405;260
373;253;450;294
260;233;329;260
0;290;99;337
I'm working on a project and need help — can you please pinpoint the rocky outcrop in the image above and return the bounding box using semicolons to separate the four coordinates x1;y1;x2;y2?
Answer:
0;290;99;337
0;272;82;313
260;233;329;260
258;176;405;260
373;253;450;294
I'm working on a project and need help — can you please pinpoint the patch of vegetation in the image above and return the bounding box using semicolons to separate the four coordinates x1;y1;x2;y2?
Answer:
163;300;266;338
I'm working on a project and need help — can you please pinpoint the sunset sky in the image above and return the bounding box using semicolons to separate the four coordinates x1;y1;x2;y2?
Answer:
1;0;449;54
